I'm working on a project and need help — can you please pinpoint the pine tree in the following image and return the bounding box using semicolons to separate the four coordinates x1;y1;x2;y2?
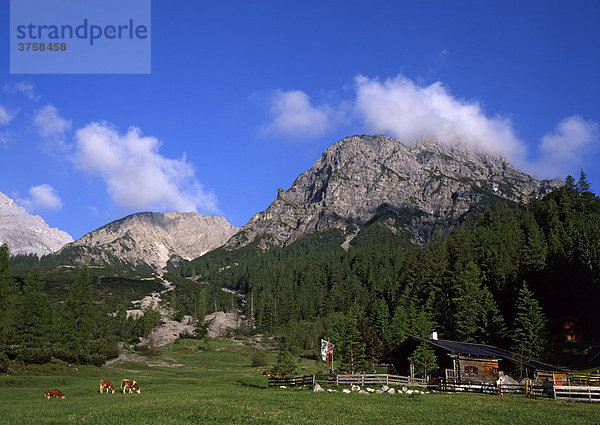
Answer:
60;268;95;351
408;342;437;378
577;170;593;198
388;305;410;347
453;262;508;345
512;283;548;361
478;287;508;346
0;244;17;347
564;175;576;191
519;209;548;273
339;304;366;373
15;267;55;349
453;262;483;342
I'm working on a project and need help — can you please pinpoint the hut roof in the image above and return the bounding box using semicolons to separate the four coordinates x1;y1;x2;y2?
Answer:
381;336;564;372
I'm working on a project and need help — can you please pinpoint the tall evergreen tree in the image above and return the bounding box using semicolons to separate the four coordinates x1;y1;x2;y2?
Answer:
512;282;548;361
338;304;366;373
577;170;593;198
0;244;17;348
15;267;55;349
60;268;95;351
453;261;483;342
408;342;438;379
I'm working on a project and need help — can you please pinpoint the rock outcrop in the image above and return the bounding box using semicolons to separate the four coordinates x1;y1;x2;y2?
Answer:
0;191;73;256
226;135;561;250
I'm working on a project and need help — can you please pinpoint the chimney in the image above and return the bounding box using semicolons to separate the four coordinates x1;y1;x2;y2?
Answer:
429;329;438;340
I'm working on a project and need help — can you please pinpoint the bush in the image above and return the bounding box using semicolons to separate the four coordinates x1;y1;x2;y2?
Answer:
178;330;196;340
251;352;267;367
0;352;9;372
89;354;107;367
15;347;52;364
272;349;297;377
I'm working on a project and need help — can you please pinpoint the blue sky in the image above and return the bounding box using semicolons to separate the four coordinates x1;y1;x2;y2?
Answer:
1;1;599;240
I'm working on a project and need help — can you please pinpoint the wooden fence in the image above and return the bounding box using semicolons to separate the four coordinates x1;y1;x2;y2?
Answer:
267;375;315;387
328;374;427;387
554;386;600;402
568;373;600;386
438;382;552;398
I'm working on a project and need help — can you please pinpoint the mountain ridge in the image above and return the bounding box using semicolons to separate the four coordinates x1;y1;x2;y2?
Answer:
225;135;561;251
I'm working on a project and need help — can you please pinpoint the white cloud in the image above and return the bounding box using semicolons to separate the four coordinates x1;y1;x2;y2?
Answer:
531;115;600;178
0;105;17;126
353;74;525;160
18;184;63;211
73;122;218;213
34;105;72;138
261;89;334;139
3;81;39;101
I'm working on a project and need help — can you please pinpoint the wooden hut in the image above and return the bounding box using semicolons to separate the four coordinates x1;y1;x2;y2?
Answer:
380;335;563;384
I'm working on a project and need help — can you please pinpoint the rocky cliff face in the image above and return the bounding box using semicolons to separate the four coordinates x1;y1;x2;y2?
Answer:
0;191;73;256
58;212;238;271
226;135;561;250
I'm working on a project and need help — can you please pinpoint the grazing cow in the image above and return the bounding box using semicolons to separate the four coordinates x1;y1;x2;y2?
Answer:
120;379;141;394
99;380;115;394
44;389;65;399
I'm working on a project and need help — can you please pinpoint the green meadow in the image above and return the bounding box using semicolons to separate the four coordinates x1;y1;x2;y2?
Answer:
1;339;598;425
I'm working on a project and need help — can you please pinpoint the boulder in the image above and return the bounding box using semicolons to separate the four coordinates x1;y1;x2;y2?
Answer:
381;385;389;392
358;390;368;394
366;387;375;393
351;384;360;392
342;389;351;394
312;383;324;392
388;388;396;395
402;386;408;392
375;389;383;394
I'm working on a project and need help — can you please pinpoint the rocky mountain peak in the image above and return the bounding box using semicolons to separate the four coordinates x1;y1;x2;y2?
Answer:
58;211;238;271
226;134;562;251
0;191;73;256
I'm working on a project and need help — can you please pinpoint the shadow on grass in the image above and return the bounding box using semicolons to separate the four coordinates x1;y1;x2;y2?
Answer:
237;378;267;389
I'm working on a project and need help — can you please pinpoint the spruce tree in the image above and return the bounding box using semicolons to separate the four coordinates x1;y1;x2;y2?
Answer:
0;244;17;347
512;283;547;361
15;267;55;349
339;304;366;373
578;170;593;198
408;342;437;379
60;267;95;352
453;261;483;342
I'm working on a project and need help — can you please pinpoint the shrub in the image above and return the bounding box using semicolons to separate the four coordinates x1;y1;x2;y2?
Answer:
250;352;267;367
15;347;51;364
0;352;9;372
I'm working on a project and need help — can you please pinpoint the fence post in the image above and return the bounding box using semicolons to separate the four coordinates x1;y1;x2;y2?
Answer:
553;385;556;400
590;388;592;402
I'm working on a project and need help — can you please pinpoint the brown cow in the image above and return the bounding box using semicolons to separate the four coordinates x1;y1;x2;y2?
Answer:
44;389;65;399
120;379;140;394
262;370;273;376
100;380;115;394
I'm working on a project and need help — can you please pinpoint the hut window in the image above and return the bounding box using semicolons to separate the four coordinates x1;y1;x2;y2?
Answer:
464;365;478;375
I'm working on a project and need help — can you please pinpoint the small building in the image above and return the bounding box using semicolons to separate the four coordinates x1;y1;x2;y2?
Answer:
380;335;564;384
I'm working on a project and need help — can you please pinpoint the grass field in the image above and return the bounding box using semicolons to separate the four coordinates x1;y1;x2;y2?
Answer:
1;339;599;425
